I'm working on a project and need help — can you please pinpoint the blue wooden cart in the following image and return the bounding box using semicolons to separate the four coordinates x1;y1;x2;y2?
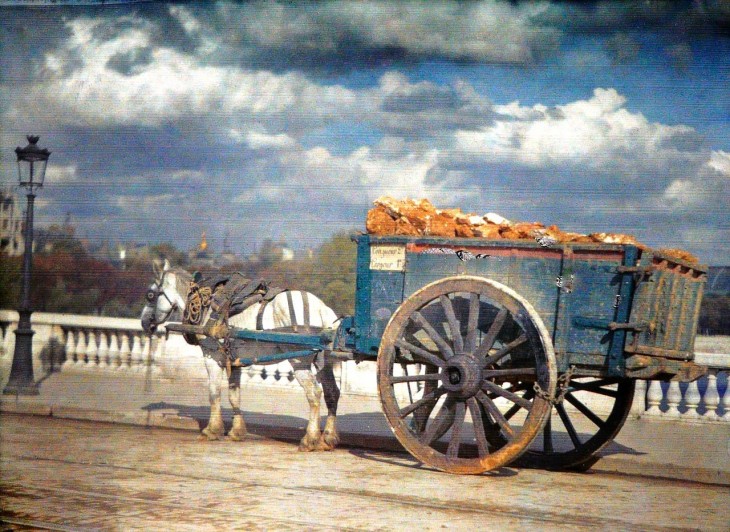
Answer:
171;234;708;475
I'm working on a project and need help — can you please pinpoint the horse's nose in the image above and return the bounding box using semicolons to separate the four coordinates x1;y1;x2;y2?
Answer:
141;315;156;334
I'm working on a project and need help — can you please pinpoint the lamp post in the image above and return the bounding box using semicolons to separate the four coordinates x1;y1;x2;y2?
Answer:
3;135;50;396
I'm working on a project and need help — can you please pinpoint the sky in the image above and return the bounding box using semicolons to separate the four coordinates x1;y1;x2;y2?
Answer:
0;0;728;264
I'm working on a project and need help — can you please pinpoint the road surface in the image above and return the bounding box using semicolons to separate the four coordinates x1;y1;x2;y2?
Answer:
1;414;727;530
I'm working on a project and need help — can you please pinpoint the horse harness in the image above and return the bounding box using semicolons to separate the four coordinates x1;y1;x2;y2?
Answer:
145;270;179;326
182;273;306;371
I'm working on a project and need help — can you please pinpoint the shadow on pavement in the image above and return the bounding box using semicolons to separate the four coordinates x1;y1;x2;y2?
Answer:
348;448;520;477
140;401;404;451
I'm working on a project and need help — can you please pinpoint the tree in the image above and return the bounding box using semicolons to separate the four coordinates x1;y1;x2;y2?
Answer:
310;233;357;315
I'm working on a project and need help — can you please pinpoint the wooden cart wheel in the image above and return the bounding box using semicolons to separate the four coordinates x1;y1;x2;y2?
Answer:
518;377;634;471
377;276;557;475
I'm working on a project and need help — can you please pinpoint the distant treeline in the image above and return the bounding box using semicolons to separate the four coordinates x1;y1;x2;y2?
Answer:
0;226;357;319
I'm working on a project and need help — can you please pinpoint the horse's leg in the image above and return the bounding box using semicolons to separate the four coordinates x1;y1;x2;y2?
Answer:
201;356;225;441
317;359;340;451
227;366;247;441
292;362;324;452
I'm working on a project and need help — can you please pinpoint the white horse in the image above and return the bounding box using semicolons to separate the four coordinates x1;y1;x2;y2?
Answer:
140;259;341;451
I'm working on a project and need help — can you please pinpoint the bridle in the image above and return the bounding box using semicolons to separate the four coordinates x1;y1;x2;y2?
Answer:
145;270;179;327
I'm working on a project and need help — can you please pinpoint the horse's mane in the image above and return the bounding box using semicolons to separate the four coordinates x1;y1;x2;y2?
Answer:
169;268;193;299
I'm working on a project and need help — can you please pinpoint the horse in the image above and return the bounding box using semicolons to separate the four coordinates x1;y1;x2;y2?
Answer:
140;259;341;451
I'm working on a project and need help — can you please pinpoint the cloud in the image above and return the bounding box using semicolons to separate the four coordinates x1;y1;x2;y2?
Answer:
663;151;730;210
452;88;708;178
45;164;78;183
374;73;495;137
161;1;730;74
231;130;297;150
173;1;561;68
10;14;359;131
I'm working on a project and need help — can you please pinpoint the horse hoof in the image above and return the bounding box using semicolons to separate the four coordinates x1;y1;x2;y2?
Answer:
227;432;246;442
298;434;321;452
200;427;224;441
320;431;340;450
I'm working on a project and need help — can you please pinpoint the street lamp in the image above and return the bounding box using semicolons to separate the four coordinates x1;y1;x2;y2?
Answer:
3;135;50;395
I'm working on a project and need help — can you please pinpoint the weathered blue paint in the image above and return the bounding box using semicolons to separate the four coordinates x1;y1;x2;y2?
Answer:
606;245;639;376
353;235;374;354
348;235;706;377
234;349;319;367
625;250;706;359
231;328;330;347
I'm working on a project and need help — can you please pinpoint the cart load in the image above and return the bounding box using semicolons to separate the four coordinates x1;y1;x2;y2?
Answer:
366;196;699;264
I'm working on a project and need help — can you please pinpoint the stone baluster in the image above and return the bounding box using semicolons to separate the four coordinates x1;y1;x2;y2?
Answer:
62;329;77;370
645;380;663;416
85;331;98;369
630;380;647;417
118;333;131;369
703;370;720;421
130;333;143;371
683;380;701;418
154;333;166;375
665;381;682;417
97;332;109;370
144;335;154;374
108;333;121;369
75;331;87;368
272;362;288;386
241;364;255;385
249;365;265;385
721;372;730;421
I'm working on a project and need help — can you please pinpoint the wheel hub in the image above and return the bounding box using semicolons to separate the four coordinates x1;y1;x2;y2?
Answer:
441;355;483;398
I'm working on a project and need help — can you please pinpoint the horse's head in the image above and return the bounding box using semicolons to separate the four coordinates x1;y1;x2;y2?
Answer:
140;259;190;334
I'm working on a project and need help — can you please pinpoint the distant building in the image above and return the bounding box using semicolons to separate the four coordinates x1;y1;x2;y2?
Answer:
0;188;24;256
189;231;216;267
281;247;294;261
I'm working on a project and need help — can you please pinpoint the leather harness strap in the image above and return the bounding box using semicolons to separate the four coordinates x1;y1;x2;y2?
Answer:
286;290;298;332
302;291;310;326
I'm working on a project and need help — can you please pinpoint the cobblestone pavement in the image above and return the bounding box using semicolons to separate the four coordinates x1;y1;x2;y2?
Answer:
1;414;728;531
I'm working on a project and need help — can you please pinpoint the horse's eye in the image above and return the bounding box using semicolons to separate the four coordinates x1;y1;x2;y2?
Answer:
146;290;157;302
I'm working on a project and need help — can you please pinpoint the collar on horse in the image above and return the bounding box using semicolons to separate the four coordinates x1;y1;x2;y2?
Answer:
181;272;286;348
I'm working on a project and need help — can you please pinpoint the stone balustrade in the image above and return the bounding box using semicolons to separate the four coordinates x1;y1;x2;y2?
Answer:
1;310;729;424
632;352;730;423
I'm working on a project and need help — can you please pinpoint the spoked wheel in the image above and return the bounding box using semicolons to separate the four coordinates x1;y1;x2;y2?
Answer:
518;377;634;471
377;276;557;475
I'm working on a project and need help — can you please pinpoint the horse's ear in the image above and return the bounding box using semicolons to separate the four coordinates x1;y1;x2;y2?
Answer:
152;259;162;277
163;259;171;272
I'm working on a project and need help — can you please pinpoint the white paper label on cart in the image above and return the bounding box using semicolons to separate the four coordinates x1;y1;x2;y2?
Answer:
370;245;406;271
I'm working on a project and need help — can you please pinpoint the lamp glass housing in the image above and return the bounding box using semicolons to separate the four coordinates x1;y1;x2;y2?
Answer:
16;136;50;191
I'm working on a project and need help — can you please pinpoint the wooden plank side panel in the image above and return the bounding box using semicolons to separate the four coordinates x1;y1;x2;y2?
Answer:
563;255;624;368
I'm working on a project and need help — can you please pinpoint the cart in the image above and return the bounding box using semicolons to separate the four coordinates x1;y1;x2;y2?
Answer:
168;234;708;475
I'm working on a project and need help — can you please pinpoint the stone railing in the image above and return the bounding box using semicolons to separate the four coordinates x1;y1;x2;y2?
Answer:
0;311;163;382
632;352;729;423
0;310;333;390
1;310;728;423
